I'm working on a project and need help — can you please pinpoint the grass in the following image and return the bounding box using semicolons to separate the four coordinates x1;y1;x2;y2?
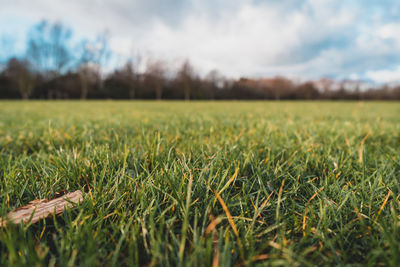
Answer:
0;101;399;266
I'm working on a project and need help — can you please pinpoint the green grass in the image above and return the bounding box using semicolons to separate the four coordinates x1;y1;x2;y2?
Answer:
0;101;399;266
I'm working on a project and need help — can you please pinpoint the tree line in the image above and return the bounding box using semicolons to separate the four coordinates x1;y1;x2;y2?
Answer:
1;21;399;100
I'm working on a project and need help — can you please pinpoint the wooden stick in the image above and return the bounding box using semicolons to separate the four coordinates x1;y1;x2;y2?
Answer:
0;190;83;227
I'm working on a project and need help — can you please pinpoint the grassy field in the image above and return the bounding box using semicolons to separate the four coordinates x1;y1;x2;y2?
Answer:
0;101;399;266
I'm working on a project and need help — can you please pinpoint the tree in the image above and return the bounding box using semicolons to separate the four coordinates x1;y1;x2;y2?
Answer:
296;82;319;100
318;78;335;99
205;69;222;100
144;59;166;100
77;32;111;99
104;61;138;99
177;60;195;100
5;58;35;99
77;63;99;99
26;20;73;77
77;32;111;68
121;61;137;99
270;76;293;100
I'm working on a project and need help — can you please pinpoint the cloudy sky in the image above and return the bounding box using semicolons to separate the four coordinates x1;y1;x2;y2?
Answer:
1;0;400;83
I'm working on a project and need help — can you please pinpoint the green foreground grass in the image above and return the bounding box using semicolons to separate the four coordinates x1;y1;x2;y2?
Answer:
0;101;399;266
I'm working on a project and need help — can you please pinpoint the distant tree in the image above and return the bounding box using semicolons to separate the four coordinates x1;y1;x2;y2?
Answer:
77;63;99;99
270;76;293;100
144;59;166;100
24;21;76;99
0;73;19;99
77;31;111;68
77;32;111;99
121;62;137;99
336;81;348;100
393;86;400;100
54;72;81;99
318;78;335;99
104;61;138;99
4;58;36;99
26;20;73;77
177;60;195;100
296;82;319;99
205;69;222;100
319;78;334;92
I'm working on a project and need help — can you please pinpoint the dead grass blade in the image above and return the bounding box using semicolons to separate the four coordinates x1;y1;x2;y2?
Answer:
218;166;239;195
205;216;223;235
375;189;392;221
214;189;244;260
276;180;285;222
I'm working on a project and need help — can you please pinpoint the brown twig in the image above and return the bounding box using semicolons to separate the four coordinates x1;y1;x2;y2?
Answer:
0;190;83;227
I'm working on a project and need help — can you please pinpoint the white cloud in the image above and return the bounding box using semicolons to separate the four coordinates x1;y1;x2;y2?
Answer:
129;2;358;78
365;66;400;83
1;0;400;81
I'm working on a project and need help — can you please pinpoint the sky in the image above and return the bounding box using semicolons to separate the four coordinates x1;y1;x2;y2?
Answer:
1;0;400;83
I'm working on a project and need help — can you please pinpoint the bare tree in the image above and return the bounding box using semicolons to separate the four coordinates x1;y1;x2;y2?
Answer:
270;76;293;100
26;20;72;77
205;69;222;100
121;61;137;99
78;31;110;67
296;82;319;99
318;78;335;99
77;63;99;99
177;60;195;101
77;31;111;99
145;59;166;100
5;58;35;99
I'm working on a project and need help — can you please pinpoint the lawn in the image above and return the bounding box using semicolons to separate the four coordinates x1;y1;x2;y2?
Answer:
0;101;399;266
